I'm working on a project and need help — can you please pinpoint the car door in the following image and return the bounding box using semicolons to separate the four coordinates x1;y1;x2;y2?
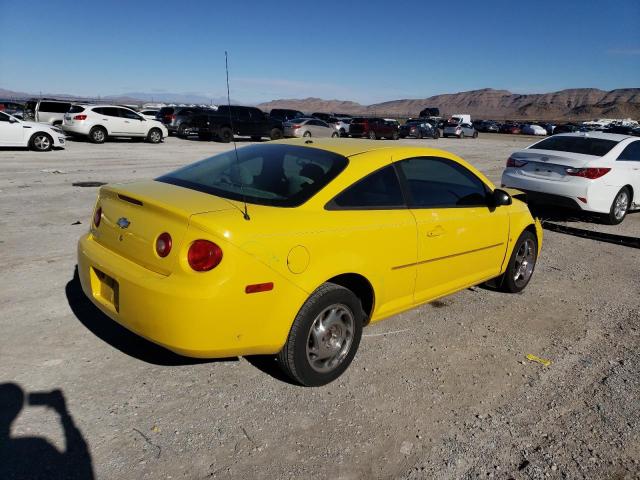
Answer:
326;164;418;319
396;156;510;304
615;140;640;205
98;107;126;134
118;108;145;135
0;112;26;145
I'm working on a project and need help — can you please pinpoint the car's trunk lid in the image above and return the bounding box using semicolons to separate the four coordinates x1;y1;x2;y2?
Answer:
93;181;235;275
510;149;597;181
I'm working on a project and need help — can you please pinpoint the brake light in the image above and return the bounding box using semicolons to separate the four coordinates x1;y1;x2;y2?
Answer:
93;207;102;228
565;167;611;179
188;240;223;271
73;114;87;120
291;124;301;129
155;232;172;258
506;157;528;168
171;114;176;121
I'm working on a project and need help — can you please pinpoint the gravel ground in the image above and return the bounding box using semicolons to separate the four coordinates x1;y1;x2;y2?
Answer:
0;134;638;479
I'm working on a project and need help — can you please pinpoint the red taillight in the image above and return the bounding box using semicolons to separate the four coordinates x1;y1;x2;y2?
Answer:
291;124;301;129
155;232;172;258
93;207;102;227
506;157;528;168
171;114;176;120
188;240;223;271
565;167;611;179
73;114;87;120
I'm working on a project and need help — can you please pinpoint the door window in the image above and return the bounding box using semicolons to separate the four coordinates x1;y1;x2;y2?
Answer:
617;141;640;162
102;107;121;117
0;112;11;122
398;157;488;208
328;165;405;209
119;108;141;120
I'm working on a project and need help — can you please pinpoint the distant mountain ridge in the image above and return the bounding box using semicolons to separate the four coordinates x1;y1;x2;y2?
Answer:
2;87;638;120
257;88;640;120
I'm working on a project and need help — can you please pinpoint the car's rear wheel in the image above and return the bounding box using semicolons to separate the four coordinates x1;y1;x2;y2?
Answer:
30;132;53;152
604;187;631;225
368;130;377;140
89;126;107;144
473;131;478;138
498;230;538;293
303;131;312;138
177;123;190;138
459;131;465;139
331;131;339;138
392;131;399;140
278;283;364;387
219;127;233;143
147;128;162;144
433;129;440;139
270;128;283;140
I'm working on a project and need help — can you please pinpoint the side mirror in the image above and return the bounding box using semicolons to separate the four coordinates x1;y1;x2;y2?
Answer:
491;189;512;207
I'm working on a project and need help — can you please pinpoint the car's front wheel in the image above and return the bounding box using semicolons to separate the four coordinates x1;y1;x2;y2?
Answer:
498;230;538;293
604;187;631;225
278;283;364;386
30;132;53;152
368;130;377;140
147;128;163;144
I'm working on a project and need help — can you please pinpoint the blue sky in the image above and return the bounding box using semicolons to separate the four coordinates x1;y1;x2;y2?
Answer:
1;0;639;104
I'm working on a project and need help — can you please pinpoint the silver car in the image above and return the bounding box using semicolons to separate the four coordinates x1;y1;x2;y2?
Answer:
443;121;478;139
283;118;339;138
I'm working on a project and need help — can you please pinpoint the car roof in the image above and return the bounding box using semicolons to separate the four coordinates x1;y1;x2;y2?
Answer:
551;132;632;142
270;138;455;159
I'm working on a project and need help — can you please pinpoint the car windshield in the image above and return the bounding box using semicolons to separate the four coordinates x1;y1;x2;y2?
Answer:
530;136;619;156
157;144;348;207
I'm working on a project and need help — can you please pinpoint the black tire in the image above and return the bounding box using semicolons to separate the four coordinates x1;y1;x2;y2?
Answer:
497;230;538;293
459;131;465;139
368;130;377;140
29;132;53;151
331;131;339;138
432;130;439;139
251;136;262;142
270;128;283;140
473;131;478;138
416;131;423;139
339;128;346;137
278;283;364;387
147;128;162;144
219;127;233;143
603;187;631;225
89;126;107;144
303;131;312;138
177;123;191;138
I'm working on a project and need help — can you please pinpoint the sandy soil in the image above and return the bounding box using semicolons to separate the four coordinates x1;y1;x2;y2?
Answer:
0;133;638;479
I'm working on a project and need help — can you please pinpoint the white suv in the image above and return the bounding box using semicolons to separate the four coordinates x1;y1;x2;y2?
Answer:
62;105;168;144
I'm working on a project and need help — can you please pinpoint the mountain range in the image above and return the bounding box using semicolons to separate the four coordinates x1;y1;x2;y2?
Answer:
2;87;638;121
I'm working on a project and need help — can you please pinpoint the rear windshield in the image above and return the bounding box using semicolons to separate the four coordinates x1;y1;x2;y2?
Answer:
69;105;85;113
531;136;618;157
157;144;348;207
158;107;175;115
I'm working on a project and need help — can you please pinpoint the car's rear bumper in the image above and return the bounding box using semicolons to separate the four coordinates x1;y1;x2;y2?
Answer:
62;123;91;136
77;232;307;358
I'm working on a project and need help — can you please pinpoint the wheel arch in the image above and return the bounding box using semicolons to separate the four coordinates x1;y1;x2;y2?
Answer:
325;273;375;323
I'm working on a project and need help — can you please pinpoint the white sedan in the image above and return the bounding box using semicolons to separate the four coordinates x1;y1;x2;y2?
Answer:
501;132;640;224
521;124;547;136
0;111;66;151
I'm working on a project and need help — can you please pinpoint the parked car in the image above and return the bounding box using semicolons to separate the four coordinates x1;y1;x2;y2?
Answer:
77;139;542;386
502;132;640;224
62;105;168;144
0;100;25;118
270;109;306;122
602;125;640;136
539;123;556;135
552;123;580;135
349;117;400;140
419;107;440;118
311;112;333;122
193;105;283;142
500;123;522;135
138;109;159;120
23;98;73;125
283;118;339;138
156;106;209;136
329;117;351;137
443;121;478;138
477;121;500;133
521;124;547;136
400;120;439;139
0;111;66;151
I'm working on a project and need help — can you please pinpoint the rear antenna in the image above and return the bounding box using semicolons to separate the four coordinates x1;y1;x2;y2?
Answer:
225;51;250;221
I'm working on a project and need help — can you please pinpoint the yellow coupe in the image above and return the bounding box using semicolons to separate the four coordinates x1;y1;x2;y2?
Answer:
77;139;542;386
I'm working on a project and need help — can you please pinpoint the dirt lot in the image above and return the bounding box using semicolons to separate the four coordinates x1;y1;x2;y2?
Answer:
1;134;638;479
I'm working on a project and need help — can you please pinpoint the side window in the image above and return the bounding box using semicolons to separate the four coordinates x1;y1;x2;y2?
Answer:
0;112;10;122
329;165;404;209
235;108;251;121
102;107;120;117
119;108;141;120
398;157;488;208
92;107;104;115
617;141;640;162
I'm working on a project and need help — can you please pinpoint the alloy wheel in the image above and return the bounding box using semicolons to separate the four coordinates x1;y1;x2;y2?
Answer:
306;304;355;373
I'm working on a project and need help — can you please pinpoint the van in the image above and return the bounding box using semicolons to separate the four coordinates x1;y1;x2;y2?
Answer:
23;99;73;125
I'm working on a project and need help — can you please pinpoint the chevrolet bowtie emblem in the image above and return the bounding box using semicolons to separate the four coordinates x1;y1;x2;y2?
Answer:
117;217;131;229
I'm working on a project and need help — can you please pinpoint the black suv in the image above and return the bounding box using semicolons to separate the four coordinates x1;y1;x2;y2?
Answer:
270;108;305;122
157;106;211;136
193;106;284;142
